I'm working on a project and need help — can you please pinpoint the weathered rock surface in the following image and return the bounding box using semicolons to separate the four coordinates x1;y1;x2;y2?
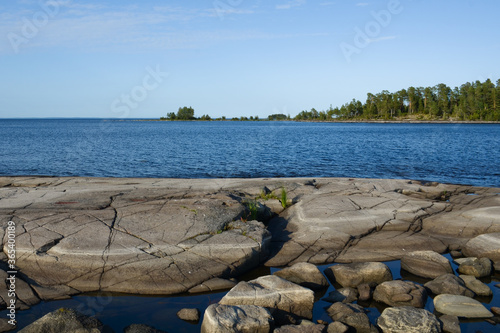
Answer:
459;275;492;297
0;177;274;296
327;321;349;333
438;315;460;333
323;288;358;304
434;294;494;318
401;251;453;279
219;275;314;319
187;278;237;294
326;303;378;333
273;262;329;291
17;308;107;333
0;318;15;333
373;280;427;308
176;308;200;322
201;304;273;333
455;257;492;277
274;323;327;333
424;274;474;297
324;262;392;288
463;233;500;270
377;306;441;333
1;176;499;300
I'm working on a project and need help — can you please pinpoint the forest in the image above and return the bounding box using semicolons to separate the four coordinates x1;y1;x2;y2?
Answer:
295;79;500;121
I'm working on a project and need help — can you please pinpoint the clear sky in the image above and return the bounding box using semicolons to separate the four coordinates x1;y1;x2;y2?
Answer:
1;0;499;119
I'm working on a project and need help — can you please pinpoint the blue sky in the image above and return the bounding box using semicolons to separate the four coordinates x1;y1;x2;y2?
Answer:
0;0;499;119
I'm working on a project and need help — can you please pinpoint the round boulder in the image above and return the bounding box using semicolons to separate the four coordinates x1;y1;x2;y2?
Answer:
324;262;392;288
463;233;500;269
201;304;274;333
373;280;427;308
273;262;329;291
377;306;441;333
434;294;493;318
424;274;474;297
455;257;492;278
401;251;453;279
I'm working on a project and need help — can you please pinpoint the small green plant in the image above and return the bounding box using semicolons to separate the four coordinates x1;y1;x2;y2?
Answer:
280;187;288;208
246;199;258;221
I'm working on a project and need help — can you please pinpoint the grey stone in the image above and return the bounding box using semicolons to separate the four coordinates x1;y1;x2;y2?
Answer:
434;294;494;318
463;233;500;267
220;275;314;319
424;274;474;297
324;262;392;288
176;308;200;322
327;321;349;333
459;275;492;297
439;315;460;333
326;303;378;333
201;304;273;333
273;262;329;291
0;318;15;333
323;288;358;304
274;323;326;333
401;251;453;279
123;324;167;333
377;306;441;333
357;283;373;302
17;308;107;333
188;278;237;294
456;257;492;278
373;280;427;308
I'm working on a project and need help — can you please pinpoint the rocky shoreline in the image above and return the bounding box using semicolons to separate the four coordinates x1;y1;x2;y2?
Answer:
1;176;499;332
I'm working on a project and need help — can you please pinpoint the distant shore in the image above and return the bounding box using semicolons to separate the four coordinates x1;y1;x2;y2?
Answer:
141;119;500;124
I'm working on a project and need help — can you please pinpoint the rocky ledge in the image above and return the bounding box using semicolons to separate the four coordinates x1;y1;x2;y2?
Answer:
0;176;499;309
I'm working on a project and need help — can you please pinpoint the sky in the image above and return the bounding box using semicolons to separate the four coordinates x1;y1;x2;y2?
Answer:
0;0;499;119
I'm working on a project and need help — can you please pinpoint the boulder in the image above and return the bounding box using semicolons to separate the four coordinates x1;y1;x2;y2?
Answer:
424;274;474;297
463;233;500;269
0;318;15;333
219;275;314;319
274;322;326;333
459;275;492;297
401;251;453;279
323;288;358;304
434;294;493;318
324;262;392;288
273;262;329;291
123;324;167;333
176;308;200;322
326;303;378;333
327;321;349;333
373;280;427;308
201;304;273;333
455;257;492;278
377;306;441;333
438;315;460;333
17;308;107;333
357;283;374;302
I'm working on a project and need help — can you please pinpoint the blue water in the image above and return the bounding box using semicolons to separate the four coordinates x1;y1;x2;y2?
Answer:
1;119;500;187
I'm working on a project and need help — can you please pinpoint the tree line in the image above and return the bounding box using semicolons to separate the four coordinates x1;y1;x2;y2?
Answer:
161;78;499;122
296;78;500;121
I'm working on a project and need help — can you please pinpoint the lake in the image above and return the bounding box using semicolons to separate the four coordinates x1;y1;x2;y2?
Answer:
1;119;500;332
1;119;500;187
